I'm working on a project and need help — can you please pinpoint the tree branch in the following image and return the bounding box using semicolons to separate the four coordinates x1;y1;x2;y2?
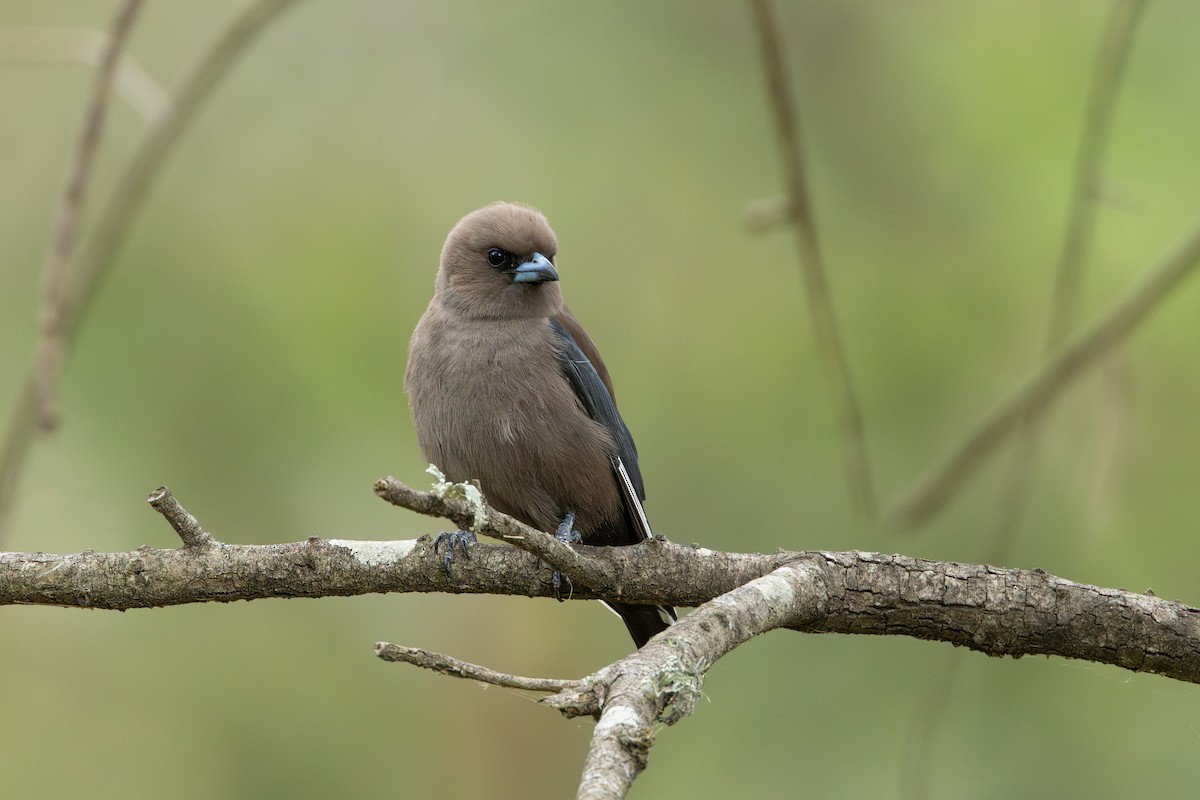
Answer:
378;559;826;798
378;542;1200;797
3;480;1194;687
5;478;1198;797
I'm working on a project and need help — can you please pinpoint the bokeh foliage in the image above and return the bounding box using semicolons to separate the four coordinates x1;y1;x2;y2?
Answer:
2;1;1200;797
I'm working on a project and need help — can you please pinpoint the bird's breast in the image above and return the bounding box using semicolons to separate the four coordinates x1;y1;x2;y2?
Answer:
406;311;620;532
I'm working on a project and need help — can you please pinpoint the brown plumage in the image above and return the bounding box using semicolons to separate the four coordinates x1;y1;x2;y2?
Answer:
405;202;675;648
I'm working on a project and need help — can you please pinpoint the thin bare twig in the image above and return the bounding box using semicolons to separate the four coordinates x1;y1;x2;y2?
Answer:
373;475;617;590
746;0;877;517
377;561;827;799
146;486;215;548
375;643;573;692
0;0;303;530
34;0;145;430
886;215;1200;531
373;545;1200;798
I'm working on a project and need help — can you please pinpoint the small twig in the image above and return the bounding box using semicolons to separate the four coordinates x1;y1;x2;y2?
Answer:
374;643;573;692
371;544;1200;799
887;216;1200;530
375;563;824;799
746;0;877;517
34;0;145;430
146;486;215;548
0;0;303;531
373;475;615;591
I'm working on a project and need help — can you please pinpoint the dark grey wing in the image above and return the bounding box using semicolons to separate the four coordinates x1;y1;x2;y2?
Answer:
549;317;678;645
548;318;653;542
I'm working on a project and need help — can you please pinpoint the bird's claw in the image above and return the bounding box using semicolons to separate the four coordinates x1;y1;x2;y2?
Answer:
554;511;583;546
433;530;477;576
552;511;582;601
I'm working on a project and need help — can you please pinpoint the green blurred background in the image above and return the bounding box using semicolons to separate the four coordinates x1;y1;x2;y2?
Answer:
3;1;1200;797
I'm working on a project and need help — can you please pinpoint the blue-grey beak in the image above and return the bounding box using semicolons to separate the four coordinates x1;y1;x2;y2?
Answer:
508;252;559;284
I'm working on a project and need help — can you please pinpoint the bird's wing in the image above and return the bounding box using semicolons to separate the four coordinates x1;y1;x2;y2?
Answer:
549;314;653;543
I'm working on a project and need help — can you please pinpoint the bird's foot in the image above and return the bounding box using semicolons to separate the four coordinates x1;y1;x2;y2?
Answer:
552;510;582;601
433;530;477;576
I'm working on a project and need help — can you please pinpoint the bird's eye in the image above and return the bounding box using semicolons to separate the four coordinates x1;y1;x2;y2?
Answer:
486;248;509;269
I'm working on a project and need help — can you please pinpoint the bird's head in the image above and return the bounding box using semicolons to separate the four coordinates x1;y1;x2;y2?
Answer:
436;202;563;319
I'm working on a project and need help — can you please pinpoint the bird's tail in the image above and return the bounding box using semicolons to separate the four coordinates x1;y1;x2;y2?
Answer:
604;601;678;649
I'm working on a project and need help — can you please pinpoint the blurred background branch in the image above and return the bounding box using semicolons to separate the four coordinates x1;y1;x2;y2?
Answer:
992;0;1150;552
0;25;167;120
35;0;146;431
885;216;1200;530
883;209;1200;527
0;0;302;533
1043;0;1151;351
746;0;877;517
901;4;1151;797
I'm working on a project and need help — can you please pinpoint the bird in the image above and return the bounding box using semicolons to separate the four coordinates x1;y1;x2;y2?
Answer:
404;201;676;648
